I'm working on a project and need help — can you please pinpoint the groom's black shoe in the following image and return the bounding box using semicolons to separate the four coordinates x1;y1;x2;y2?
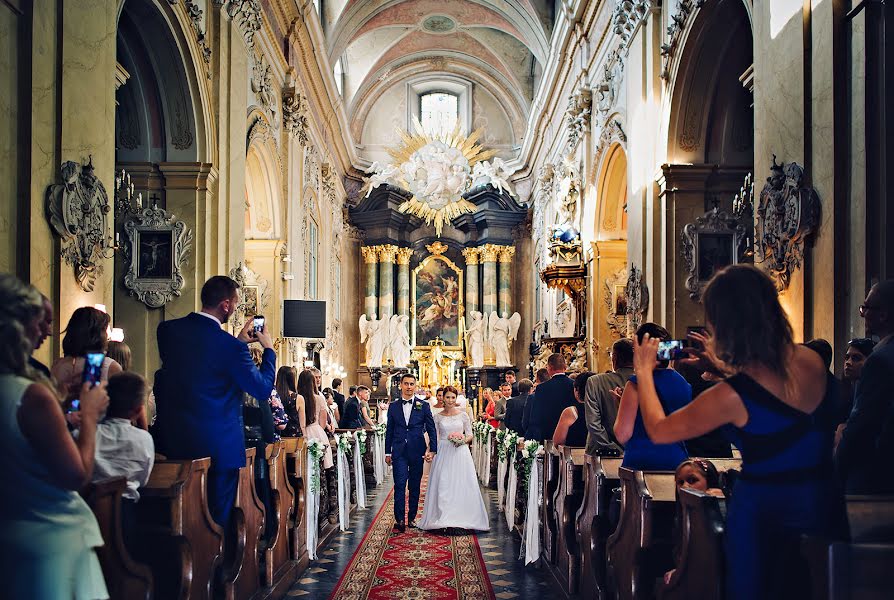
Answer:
394;522;406;533
407;520;418;529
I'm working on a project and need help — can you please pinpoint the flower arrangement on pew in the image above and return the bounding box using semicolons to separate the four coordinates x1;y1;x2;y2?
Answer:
306;438;326;493
496;429;508;461
374;423;387;438
354;429;367;455
334;433;353;456
503;431;520;457
517;440;543;493
448;432;467;447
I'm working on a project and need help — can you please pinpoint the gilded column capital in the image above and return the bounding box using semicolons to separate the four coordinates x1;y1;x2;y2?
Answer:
361;246;380;264
479;244;500;262
461;247;481;265
378;244;398;263
497;246;516;263
395;247;413;265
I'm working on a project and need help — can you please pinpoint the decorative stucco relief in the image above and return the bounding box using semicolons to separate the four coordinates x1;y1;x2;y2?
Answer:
612;0;654;45
183;1;212;77
226;0;262;50
565;87;593;152
282;83;309;146
661;0;707;80
252;55;278;123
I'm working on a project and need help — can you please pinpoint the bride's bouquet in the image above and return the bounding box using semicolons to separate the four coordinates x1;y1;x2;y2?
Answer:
447;432;467;447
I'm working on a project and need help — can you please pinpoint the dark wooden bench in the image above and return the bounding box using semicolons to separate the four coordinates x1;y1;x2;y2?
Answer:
550;446;586;596
257;441;298;599
81;477;153;600
541;441;561;564
282;437;309;570
575;455;623;600
489;432;499;490
829;542;894;599
132;457;224;600
606;468;677;600
657;487;726;600
220;447;266;600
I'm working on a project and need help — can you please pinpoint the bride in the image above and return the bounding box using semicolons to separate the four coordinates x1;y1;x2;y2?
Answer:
418;386;490;531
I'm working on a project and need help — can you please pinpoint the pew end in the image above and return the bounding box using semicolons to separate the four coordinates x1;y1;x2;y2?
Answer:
81;476;154;600
575;454;624;600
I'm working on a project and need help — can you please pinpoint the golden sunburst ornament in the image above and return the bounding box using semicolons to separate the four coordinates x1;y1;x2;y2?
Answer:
363;119;513;236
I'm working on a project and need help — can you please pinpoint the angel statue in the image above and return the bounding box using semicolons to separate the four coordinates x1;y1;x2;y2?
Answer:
465;310;489;368
359;314;388;368
489;311;522;367
388;314;412;368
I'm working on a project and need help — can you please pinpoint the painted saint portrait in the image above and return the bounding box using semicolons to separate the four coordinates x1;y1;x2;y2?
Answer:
698;233;734;281
414;258;461;346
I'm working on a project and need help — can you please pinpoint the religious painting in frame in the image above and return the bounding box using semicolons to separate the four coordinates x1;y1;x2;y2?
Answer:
241;285;260;316
411;253;464;349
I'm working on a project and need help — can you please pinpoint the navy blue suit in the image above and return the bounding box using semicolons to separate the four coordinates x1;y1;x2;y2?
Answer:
525;373;575;441
154;312;276;525
385;397;437;524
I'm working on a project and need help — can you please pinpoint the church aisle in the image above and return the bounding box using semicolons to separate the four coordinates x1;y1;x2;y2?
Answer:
287;474;553;598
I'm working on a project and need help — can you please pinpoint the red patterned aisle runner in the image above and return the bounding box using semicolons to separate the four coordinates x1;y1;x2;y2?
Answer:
329;477;495;600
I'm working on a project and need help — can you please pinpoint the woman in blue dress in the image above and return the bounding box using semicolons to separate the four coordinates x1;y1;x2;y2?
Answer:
614;323;691;471
631;265;846;599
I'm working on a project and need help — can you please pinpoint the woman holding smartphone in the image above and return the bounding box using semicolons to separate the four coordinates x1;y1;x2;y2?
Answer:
631;265;845;599
0;274;110;598
51;307;122;405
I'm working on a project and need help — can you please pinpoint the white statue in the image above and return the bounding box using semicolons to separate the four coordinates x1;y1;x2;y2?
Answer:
465;310;489;368
554;296;576;338
489;311;522;367
359;314;388;368
388;314;412;368
364;162;401;197
570;341;588;372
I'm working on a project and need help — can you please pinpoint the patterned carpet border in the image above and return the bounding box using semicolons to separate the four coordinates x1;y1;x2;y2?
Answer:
329;479;495;600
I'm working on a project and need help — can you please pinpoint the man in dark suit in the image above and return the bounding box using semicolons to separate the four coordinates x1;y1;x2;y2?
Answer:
504;378;533;433
525;354;575;442
341;385;366;429
385;373;437;531
837;280;894;494
154;276;276;526
584;339;633;455
521;368;550;436
505;369;519;397
332;378;346;418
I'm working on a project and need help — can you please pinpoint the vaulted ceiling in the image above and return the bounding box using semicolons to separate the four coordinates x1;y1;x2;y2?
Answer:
321;0;553;148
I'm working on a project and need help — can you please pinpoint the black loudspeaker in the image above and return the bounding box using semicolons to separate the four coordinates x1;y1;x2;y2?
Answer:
282;300;326;338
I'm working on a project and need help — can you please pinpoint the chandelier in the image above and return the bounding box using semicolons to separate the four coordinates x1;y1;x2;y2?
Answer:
363;120;514;236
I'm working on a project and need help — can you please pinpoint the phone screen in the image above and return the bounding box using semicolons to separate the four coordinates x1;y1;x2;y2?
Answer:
83;352;105;389
69;399;80;413
657;340;688;361
253;315;265;333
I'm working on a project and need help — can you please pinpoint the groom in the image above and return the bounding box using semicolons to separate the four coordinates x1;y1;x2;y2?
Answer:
385;373;437;532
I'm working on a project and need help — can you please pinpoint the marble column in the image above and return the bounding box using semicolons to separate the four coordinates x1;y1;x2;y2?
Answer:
396;247;413;316
361;246;379;318
480;244;499;317
378;245;397;319
461;247;480;320
498;246;516;315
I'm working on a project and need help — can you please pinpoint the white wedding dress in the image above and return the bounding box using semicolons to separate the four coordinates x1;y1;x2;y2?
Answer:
418;411;490;531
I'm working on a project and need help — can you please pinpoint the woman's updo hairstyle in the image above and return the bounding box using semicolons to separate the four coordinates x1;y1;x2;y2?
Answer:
0;274;45;377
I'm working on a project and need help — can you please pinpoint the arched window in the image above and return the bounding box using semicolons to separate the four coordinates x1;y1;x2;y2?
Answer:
308;220;319;299
420;91;458;137
333;58;344;96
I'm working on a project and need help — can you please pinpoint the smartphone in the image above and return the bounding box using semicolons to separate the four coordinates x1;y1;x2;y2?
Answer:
83;352;105;389
253;315;265;334
657;340;688;361
69;399;80;413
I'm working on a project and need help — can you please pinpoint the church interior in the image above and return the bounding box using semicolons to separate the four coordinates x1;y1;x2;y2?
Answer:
2;0;893;598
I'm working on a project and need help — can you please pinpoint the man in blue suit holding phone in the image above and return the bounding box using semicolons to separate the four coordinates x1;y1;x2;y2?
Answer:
154;276;276;526
385;373;437;532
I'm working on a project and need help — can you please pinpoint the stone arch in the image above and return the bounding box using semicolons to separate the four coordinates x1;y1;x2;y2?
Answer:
664;0;753;166
245;119;282;240
595;143;628;241
115;0;210;164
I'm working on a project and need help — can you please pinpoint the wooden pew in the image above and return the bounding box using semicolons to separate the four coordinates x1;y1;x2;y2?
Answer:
829;542;894;599
513;446;528;536
362;429;377;489
257;441;299;599
132;457;224;600
541;441;561;564
657;488;726;600
81;477;153;600
575;455;623;600
846;495;894;542
220;447;266;600
550;446;586;597
606;468;677;600
489;432;499;490
282;437;308;571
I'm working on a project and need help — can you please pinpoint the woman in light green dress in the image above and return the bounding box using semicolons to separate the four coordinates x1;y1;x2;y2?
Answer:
0;274;110;599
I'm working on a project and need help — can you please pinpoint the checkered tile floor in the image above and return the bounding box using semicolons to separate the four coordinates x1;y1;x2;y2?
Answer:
287;475;553;598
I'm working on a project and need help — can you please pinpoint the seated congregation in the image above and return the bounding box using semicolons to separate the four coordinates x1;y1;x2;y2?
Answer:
478;265;894;600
